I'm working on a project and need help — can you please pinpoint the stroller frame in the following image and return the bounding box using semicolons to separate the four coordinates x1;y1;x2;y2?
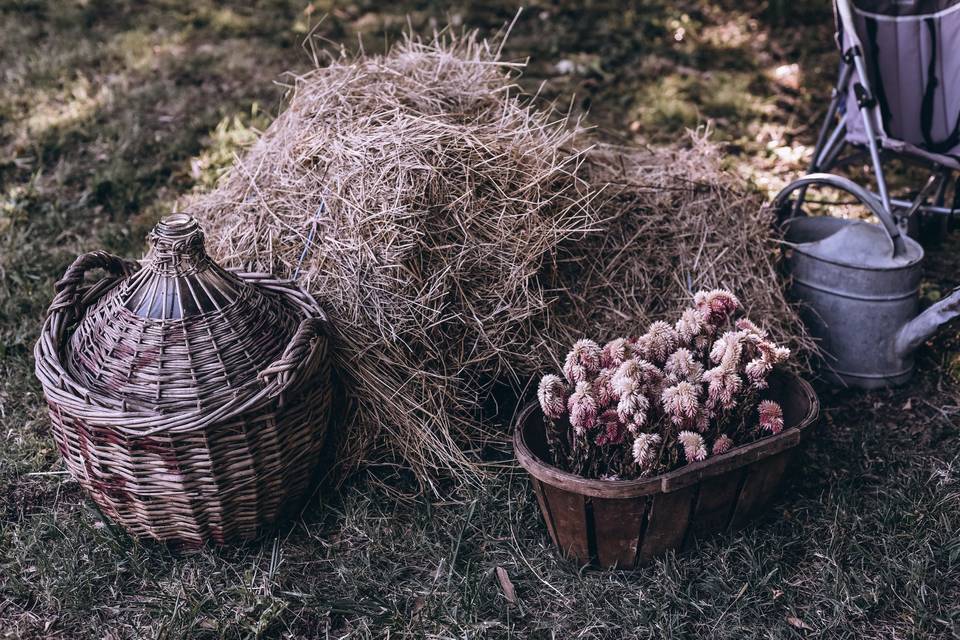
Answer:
794;0;960;231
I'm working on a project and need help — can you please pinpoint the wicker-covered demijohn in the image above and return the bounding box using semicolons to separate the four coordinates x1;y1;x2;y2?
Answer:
34;214;332;547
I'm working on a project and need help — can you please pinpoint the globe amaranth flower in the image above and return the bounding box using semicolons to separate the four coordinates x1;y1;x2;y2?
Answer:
661;381;700;427
537;374;568;420
712;434;734;455
632;433;662;469
595;409;627;446
664;348;704;384
678;430;708;463
568;381;598;434
694;288;741;326
563;338;603;384
758;400;785;434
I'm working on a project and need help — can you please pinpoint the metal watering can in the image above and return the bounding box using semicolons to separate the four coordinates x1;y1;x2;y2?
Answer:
773;173;960;388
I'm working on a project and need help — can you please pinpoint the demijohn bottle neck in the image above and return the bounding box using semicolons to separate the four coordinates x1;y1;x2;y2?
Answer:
146;213;211;276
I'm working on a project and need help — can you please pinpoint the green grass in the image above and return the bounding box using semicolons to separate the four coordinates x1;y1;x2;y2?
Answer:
2;1;959;638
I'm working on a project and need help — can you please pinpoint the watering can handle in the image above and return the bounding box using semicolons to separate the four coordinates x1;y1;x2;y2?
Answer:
772;173;907;259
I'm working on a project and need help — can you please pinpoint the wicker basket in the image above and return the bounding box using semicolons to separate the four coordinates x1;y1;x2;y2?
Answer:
34;214;332;547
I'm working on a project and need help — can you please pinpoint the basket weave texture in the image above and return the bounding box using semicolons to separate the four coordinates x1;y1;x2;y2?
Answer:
34;215;332;547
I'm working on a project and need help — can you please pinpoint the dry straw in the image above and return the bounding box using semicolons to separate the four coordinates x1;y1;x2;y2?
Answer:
188;32;813;489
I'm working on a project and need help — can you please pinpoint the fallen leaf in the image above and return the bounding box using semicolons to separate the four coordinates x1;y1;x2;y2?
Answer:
496;566;516;604
411;596;426;617
786;616;813;631
902;398;913;410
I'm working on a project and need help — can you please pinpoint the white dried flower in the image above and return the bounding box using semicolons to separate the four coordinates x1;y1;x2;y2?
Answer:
710;330;744;368
637;321;678;364
678;430;708;463
661;381;700;426
601;338;633;369
674;308;704;344
664;348;703;384
745;357;773;389
616;380;650;426
704;367;742;410
632;433;662;469
537;374;568;420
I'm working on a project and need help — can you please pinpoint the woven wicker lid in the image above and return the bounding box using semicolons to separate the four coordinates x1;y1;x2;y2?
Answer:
65;214;302;413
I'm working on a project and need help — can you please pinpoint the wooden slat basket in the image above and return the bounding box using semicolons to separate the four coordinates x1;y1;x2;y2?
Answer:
514;371;818;569
34;214;333;548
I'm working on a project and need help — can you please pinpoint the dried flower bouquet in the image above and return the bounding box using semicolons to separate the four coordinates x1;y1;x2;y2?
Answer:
537;289;791;480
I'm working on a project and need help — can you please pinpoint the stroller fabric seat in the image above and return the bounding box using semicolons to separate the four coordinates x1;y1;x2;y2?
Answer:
842;0;960;168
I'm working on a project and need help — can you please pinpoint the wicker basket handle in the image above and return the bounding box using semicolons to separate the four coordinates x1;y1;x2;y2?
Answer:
48;251;139;316
258;316;328;400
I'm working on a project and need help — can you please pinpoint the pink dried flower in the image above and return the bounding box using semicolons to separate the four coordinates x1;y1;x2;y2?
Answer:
537;374;568;420
745;357;773;389
735;317;767;338
695;410;711;433
694;288;741;326
661;381;700;427
758;400;785;435
601;338;633;369
693;334;712;352
664;348;703;384
675;308;705;344
678;430;708;463
637;321;678;364
593;367;617;407
595;409;626;445
712;434;734;455
563;339;603;384
632;433;662;469
568;381;598;435
704;367;743;410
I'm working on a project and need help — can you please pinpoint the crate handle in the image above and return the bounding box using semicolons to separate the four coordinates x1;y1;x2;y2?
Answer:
258;316;327;399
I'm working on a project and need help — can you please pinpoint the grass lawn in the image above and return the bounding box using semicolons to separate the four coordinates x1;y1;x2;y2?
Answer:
2;1;959;638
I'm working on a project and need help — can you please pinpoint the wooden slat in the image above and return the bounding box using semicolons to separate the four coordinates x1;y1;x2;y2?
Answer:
592;496;649;569
531;478;559;549
636;485;696;565
684;468;745;548
540;483;591;563
659;428;800;492
729;450;792;531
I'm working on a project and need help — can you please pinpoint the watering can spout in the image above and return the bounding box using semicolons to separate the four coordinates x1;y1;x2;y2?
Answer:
893;288;960;359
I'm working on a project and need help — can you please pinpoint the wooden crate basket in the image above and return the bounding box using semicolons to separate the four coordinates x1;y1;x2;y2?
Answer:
514;372;819;569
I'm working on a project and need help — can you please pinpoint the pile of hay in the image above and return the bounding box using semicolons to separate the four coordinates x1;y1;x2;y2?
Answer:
189;34;812;488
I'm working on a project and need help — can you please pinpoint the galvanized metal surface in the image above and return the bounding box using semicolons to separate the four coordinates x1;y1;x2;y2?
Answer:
775;174;960;388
